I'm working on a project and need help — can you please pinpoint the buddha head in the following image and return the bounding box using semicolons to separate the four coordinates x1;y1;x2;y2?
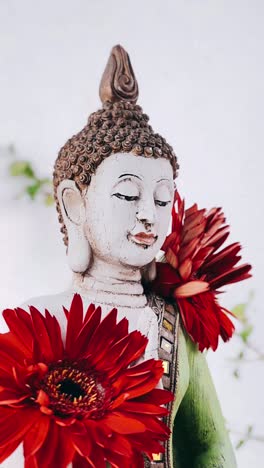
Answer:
53;45;179;277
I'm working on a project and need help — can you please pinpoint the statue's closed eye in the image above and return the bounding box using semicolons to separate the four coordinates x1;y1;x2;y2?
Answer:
113;193;170;206
155;200;170;207
113;193;139;202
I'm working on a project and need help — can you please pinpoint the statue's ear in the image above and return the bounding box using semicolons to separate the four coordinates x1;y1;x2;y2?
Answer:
57;180;85;226
57;180;92;273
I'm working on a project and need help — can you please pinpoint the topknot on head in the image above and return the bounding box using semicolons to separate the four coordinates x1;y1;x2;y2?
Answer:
99;45;139;104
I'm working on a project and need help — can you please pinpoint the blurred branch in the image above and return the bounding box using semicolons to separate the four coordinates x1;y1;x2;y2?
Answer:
241;342;264;361
230;293;264;377
230;425;264;449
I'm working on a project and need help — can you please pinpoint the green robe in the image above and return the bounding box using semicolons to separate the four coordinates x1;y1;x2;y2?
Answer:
171;326;237;467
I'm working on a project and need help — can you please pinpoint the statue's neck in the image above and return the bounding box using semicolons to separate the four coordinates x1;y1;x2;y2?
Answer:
72;257;147;308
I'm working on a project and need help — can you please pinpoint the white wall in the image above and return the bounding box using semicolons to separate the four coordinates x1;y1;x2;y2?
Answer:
0;1;263;466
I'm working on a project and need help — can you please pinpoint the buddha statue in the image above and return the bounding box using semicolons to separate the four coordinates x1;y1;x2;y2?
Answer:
3;45;237;467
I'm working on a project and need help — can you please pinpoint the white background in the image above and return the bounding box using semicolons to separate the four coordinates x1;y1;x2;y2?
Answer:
0;1;263;466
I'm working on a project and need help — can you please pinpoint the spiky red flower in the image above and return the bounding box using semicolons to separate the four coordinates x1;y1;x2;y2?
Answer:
0;294;173;468
151;192;252;351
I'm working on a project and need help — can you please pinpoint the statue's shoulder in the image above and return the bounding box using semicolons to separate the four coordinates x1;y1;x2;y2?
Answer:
0;291;75;333
20;290;75;316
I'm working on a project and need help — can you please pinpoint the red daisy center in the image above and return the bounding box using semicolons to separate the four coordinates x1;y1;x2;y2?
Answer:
36;361;112;419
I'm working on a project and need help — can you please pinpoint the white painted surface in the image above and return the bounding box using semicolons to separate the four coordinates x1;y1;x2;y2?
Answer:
0;1;263;466
59;153;174;271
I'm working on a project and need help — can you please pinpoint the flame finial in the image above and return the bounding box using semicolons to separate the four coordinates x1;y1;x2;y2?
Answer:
99;45;139;104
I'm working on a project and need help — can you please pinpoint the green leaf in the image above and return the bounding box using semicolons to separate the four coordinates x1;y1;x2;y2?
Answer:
239;325;253;343
9;161;35;178
25;183;41;199
232;303;247;322
44;194;54;206
40;177;52;185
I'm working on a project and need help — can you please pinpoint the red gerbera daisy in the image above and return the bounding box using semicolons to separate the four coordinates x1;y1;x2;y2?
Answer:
0;294;173;468
151;192;252;351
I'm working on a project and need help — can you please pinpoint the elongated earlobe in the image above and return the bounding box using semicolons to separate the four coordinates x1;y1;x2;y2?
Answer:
57;180;93;273
67;224;92;273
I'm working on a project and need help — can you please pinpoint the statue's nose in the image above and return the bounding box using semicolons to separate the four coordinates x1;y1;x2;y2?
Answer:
136;199;156;225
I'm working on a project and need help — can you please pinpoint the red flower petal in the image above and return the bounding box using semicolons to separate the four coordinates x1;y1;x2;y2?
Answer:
65;294;84;352
112;359;164;399
72;428;92;457
129;412;170;437
31;421;75;468
108;433;133;456
2;309;33;358
137;388;174;405
166;247;179;268
72;453;92;468
30;306;55;362
97;330;148;377
0;388;29;405
44;310;64;361
120;401;169;416
0;438;22;464
129;430;166;455
152;262;181;298
0;407;39;450
104;412;146;434
178;258;192;281
202;243;242;276
218;309;235;342
209;263;252;290
83;308;118;358
162;231;178;253
23;415;50;458
177;292;233;351
184;208;206;231
178;237;199;263
104;449;138;468
71;306;102;359
174;280;209;297
182;218;206;245
83;444;105;468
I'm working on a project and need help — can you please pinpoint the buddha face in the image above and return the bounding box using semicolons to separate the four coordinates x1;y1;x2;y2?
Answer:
83;153;174;268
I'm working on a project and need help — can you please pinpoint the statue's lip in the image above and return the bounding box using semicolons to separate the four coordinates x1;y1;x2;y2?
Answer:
129;232;157;246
